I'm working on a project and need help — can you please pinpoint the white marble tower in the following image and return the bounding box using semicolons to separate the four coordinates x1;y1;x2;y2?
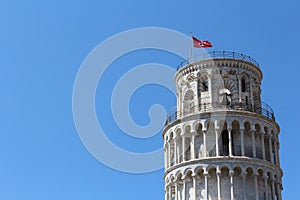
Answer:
163;51;283;200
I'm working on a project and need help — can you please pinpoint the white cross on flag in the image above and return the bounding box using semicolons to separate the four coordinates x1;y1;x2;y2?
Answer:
192;36;212;48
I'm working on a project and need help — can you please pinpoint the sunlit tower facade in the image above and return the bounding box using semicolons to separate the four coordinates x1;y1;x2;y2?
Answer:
163;51;283;200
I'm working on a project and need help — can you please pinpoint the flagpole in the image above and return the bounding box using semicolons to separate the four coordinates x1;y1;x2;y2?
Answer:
189;32;192;63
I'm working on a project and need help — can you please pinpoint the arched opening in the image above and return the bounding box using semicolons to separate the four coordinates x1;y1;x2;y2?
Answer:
208;167;217;200
241;77;246;92
271;130;276;164
196;168;205;199
184;125;191;161
199;75;208;92
221;167;230;200
255;124;261;159
264;127;271;162
221;130;229;156
195;123;204;158
233;166;243;199
267;172;273;200
246;168;255;199
183;90;195;115
244;122;253;157
257;169;265;199
232;120;240;156
207;121;216;157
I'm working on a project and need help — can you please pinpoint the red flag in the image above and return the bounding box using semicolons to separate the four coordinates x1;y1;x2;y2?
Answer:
192;36;212;48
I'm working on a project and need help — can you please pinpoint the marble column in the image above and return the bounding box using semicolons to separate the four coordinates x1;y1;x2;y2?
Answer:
193;175;197;200
261;133;266;160
269;136;274;163
242;173;247;200
238;76;242;102
168;142;171;168
164;144;167;169
276;181;282;200
254;173;259;200
229;170;235;200
164;185;168;200
208;75;212;103
228;128;233;157
168;183;172;200
271;177;276;200
204;173;208;200
174;180;178;200
191;134;196;159
182;135;186;162
263;176;268;200
215;129;220;157
217;169;221;200
249;77;254;110
174;139;177;165
182;179;186;200
251;130;256;158
241;129;245;156
203;130;207;157
274;140;279;165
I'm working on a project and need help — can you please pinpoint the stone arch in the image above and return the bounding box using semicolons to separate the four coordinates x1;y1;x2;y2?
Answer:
206;121;216;157
255;123;261;132
175;171;183;181
193;120;203;133
233;166;243;199
244;121;253;157
184;124;192;134
232;120;241;156
183;89;195;115
220;121;230;156
194;121;204;159
207;166;218;200
246;167;256;199
184;89;194;100
183;168;193;178
220;166;231;200
195;166;205;176
263;126;271;162
175;127;182;138
254;123;263;159
198;72;209;93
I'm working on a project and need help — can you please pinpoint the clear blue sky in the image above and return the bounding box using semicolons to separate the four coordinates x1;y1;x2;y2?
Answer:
0;0;299;199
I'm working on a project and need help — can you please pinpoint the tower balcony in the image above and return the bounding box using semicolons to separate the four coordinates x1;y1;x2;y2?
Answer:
177;50;260;70
165;101;275;125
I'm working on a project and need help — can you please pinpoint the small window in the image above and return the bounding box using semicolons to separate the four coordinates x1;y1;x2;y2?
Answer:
202;80;208;92
241;78;246;92
199;76;208;92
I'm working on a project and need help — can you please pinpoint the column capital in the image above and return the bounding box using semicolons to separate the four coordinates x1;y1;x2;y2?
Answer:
190;131;196;136
250;129;256;134
263;175;269;180
267;134;273;139
191;173;198;179
240;172;247;178
215;128;221;133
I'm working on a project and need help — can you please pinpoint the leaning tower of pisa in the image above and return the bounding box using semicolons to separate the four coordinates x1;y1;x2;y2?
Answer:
163;51;283;200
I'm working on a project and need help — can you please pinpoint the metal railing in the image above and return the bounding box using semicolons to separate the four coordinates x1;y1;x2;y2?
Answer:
177;51;260;70
165;101;275;125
